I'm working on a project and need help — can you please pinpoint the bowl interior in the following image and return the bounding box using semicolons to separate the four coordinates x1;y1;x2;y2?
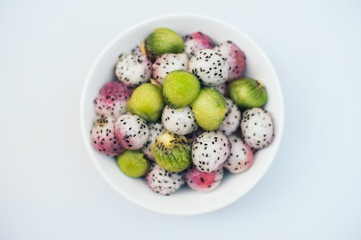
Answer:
81;14;284;215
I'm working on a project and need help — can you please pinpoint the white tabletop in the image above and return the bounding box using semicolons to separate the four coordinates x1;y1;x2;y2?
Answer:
1;0;360;239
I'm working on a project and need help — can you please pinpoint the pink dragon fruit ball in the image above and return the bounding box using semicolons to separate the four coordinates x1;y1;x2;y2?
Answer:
185;166;223;192
184;32;214;57
93;81;133;119
90;115;124;156
213;40;246;81
225;135;253;173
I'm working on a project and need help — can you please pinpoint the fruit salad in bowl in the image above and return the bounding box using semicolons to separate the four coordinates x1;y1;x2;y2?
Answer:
81;14;284;215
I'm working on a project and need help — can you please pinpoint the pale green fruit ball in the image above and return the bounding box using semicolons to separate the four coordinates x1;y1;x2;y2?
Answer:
228;78;268;109
190;87;226;131
151;131;191;172
162;70;200;108
117;150;150;177
127;83;165;122
144;28;184;61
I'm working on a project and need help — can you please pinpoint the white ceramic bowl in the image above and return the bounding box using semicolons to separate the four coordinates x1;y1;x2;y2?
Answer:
80;13;284;215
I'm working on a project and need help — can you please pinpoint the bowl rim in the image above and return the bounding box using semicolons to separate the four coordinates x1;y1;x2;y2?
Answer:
80;13;285;216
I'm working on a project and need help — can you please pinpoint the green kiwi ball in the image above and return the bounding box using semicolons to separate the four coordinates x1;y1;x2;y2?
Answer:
151;131;191;172
117;150;150;177
126;83;165;122
190;87;226;131
228;78;268;109
144;28;184;61
162;70;200;108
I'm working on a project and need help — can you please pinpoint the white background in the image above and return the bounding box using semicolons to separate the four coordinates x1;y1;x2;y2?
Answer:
1;0;360;239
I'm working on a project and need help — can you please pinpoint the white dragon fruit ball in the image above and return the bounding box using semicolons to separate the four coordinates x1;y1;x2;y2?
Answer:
162;105;198;135
141;122;165;161
189;49;229;87
240;108;274;149
219;98;241;136
185;166;223;192
114;113;149;150
146;163;184;195
152;53;189;85
225;135;253;173
115;53;152;87
192;131;231;172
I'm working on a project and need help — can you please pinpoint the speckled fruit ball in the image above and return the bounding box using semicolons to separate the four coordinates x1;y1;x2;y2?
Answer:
225;135;253;173
240;108;274;149
93;81;133;119
192;131;231;172
141;122;164;161
213;40;246;81
90;115;124;156
146;163;184;195
218;98;241;136
184;32;213;57
185;166;223;192
162;105;198;135
189;49;229;86
152;53;189;85
115;54;152;86
114;113;149;150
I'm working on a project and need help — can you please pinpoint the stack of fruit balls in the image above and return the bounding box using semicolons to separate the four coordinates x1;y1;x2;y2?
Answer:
90;28;275;195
